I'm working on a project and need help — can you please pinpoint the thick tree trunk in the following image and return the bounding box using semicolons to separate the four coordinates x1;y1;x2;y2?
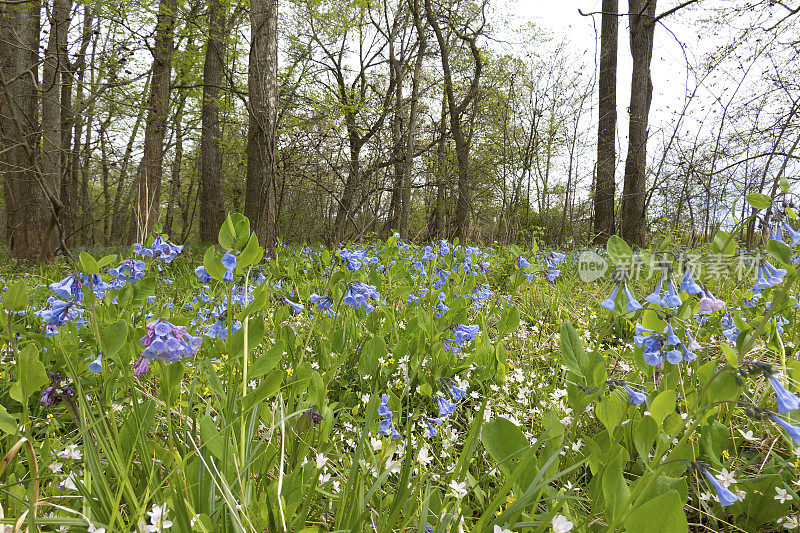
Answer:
619;0;656;247
593;0;618;243
0;3;53;262
200;0;228;242
165;95;186;238
132;0;176;242
244;0;278;256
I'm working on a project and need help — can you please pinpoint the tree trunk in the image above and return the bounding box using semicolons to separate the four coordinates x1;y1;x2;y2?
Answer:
424;0;482;243
0;2;53;262
200;0;228;242
593;0;618;243
619;0;656;247
244;0;278;256
132;0;177;242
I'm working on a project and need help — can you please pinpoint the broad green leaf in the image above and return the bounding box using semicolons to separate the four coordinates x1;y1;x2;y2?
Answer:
102;319;127;356
10;344;49;404
650;390;677;427
229;317;266;361
481;416;529;467
603;445;630;525
97;254;118;269
497;307;520;338
780;176;790;194
359;336;387;378
746;193;772;210
711;230;736;257
79;251;99;275
249;339;285;379
768;238;792;265
634;415;658;461
624;490;688;532
721;342;738;368
3;280;28;311
203;247;225;282
238;233;264;269
0;404;18;434
597;391;626;436
243;369;283;412
607;235;633;264
559;322;589;377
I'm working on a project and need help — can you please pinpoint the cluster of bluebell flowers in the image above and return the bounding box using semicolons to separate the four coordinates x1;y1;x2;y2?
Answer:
377;394;400;440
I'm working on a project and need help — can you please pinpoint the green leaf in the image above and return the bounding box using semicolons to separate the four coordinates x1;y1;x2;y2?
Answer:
634;415;658;461
228;317;266;361
603;445;631;525
3;280;28;311
650;390;677;427
0;404;18;434
481;416;529;467
309;370;325;407
243;369;283;413
218;213;238;250
78;251;99;275
597;391;626;437
607;235;633;264
497;307;520;338
559;322;589;377
721;343;738;368
203;248;225;282
780;176;790;194
200;414;228;460
10;344;49;404
711;230;736;257
624;490;688;532
238;233;264;269
97;254;118;269
768;239;792;265
359;336;387;378
746;193;772;210
704;370;740;404
101;319;127;356
249;339;285;379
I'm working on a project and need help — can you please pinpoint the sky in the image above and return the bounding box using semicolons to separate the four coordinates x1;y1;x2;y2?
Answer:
493;0;712;163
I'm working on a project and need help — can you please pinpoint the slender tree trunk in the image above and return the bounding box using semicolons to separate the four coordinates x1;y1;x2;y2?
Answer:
132;0;177;242
401;0;426;240
200;0;228;242
165;95;186;237
244;0;278;256
619;0;656;246
429;95;447;240
424;0;482;242
593;0;618;243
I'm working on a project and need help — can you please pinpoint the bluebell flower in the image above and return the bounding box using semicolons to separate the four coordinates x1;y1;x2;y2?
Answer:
439;240;450;256
50;275;84;301
679;343;697;362
194;266;212;283
517;256;530;269
665;348;683;365
767;375;800;413
35;297;85;327
644;277;664;306
601;284;620;311
88;353;103;373
663;279;682;308
623;285;643;313
40;372;74;407
621;384;646;405
310;293;333;312
133;356;149;377
109;259;147;285
680;268;702;294
133;234;183;262
452;324;479;346
282;298;304;314
664;323;681;346
139;319;202;363
698;288;726;314
702;468;739;507
544;260;560;284
221;253;237;282
425;417;442;437
436;394;458;418
551;251;566;264
772;414;800;445
448;380;467;402
784;222;800;247
377;394;401;440
343;282;380;313
773;223;784;243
